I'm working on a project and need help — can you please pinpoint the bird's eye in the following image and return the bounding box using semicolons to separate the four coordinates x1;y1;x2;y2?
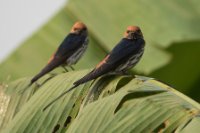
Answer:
126;30;131;33
74;28;79;31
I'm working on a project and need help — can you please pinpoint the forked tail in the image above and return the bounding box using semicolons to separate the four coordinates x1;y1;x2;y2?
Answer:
21;69;51;93
19;82;33;94
31;58;64;85
43;84;79;111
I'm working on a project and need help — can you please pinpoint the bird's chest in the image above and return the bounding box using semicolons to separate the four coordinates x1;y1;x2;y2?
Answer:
115;47;144;71
66;44;88;65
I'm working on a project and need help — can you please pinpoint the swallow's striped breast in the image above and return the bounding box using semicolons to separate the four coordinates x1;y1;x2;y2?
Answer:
66;38;88;65
115;47;144;72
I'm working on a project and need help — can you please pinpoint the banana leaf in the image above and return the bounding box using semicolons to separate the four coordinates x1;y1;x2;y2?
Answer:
0;71;199;133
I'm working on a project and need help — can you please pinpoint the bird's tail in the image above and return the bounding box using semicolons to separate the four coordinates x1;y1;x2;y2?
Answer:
30;68;51;85
21;62;60;94
30;61;61;85
73;68;109;86
19;82;33;94
20;71;56;94
43;68;110;111
43;84;79;111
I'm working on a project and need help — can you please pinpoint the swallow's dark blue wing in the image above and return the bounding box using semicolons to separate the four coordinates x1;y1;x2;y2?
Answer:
55;33;86;57
74;38;145;86
105;38;144;65
47;33;87;64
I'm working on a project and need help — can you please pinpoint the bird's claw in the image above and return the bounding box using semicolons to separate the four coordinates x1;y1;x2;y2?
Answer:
62;66;68;72
35;82;41;88
70;66;75;71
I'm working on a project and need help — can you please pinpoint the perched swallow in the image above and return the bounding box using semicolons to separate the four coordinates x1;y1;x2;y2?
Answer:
30;22;89;85
43;26;145;110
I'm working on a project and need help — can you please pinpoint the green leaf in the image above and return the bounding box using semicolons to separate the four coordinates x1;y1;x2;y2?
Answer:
0;71;199;132
177;117;200;133
151;41;200;102
1;71;92;132
67;76;200;133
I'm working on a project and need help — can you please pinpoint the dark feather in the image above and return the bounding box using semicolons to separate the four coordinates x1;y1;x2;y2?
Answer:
55;33;86;57
43;37;145;110
30;33;87;85
30;56;65;84
74;38;145;86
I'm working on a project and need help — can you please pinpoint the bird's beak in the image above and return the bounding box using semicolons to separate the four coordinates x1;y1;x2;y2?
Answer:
127;31;136;39
130;32;134;38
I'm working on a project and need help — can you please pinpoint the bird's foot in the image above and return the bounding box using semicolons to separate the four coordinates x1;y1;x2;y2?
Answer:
49;73;57;77
62;66;68;72
115;71;134;77
69;66;75;71
35;82;41;88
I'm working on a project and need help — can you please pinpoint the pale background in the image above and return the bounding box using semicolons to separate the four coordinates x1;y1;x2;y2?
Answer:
0;0;66;63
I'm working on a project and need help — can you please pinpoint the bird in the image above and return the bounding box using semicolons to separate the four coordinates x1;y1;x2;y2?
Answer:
30;21;89;86
43;25;145;110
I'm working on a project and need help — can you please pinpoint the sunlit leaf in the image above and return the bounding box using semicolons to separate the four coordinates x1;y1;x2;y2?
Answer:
0;71;199;132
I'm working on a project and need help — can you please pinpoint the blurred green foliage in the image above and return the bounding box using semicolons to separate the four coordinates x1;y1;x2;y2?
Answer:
1;72;200;132
0;0;200;101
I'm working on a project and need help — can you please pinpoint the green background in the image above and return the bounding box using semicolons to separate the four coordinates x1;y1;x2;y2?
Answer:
0;0;200;102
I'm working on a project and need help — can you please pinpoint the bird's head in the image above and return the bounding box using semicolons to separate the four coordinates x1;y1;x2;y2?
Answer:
124;26;143;40
70;21;88;36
